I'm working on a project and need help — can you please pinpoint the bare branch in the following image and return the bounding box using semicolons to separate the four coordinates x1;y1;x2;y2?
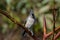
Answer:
54;32;60;40
43;15;47;40
52;0;56;40
46;26;60;38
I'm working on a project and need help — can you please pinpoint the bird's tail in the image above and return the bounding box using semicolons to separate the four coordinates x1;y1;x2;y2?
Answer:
22;31;26;36
22;30;34;36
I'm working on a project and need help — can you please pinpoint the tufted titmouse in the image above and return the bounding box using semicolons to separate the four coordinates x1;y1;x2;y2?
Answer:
23;9;36;36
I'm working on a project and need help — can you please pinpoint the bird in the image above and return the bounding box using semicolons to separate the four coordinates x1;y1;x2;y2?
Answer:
22;9;36;36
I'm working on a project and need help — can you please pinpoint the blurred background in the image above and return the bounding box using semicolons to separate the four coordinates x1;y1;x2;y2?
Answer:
0;0;60;40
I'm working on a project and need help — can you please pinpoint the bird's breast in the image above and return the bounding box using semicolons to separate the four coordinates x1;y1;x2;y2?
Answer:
25;17;34;28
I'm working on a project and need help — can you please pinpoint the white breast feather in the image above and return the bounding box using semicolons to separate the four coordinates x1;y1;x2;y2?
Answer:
25;16;34;28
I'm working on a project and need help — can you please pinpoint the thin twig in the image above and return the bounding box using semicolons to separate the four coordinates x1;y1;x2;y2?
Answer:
54;32;60;40
46;26;60;38
52;0;56;40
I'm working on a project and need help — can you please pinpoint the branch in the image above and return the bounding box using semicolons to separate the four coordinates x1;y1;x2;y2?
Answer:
43;15;47;40
54;32;60;40
0;9;39;40
46;26;60;38
52;0;56;40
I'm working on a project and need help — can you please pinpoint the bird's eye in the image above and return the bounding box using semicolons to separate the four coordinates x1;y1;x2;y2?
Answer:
32;14;34;16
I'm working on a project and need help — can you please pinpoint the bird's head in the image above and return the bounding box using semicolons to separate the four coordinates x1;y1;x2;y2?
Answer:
29;9;35;19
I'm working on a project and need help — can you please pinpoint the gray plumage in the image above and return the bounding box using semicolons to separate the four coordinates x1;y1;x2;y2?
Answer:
23;9;36;36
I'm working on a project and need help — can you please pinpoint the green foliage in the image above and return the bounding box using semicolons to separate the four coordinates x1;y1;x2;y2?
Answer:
0;3;6;10
0;0;60;40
